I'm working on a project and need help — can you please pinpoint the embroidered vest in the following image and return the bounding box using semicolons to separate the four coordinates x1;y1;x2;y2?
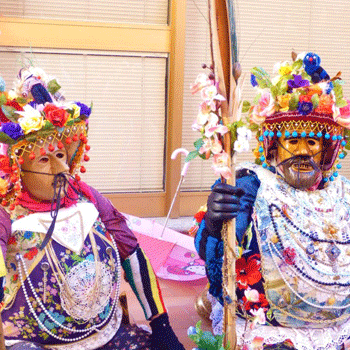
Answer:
2;200;122;349
244;162;350;329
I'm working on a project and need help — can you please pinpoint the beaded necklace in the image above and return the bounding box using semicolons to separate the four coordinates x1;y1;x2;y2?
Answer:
15;235;121;342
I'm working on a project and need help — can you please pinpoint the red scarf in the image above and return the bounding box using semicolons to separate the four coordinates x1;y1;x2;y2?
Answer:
17;180;96;212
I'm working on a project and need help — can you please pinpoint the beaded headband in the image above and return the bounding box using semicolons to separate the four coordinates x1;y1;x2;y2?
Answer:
243;52;350;183
0;65;91;210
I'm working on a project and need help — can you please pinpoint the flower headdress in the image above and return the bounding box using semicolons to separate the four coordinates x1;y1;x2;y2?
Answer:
243;52;350;183
0;65;92;210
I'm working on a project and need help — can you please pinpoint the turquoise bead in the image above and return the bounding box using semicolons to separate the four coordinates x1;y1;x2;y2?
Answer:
341;140;347;146
317;132;322;138
269;131;274;137
334;172;339;177
336;163;342;169
262;162;268;168
285;131;290;137
309;132;315;137
264;130;269;136
325;133;330;139
259;136;264;142
277;131;282;137
301;131;306;137
323;177;329;182
292;131;298;137
332;135;337;141
339;153;345;159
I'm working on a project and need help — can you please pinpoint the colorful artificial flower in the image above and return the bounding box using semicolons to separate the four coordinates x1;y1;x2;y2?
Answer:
0;178;8;196
236;255;262;289
1;122;24;140
250;308;266;329
212;151;232;179
190;73;213;94
287;74;310;89
43;104;69;127
75;102;91;117
0;155;11;174
336;99;350;128
201;85;225;111
315;94;334;114
282;247;296;265
298;101;313;115
244;288;260;303
277;94;291;112
251;336;265;350
16;105;44;134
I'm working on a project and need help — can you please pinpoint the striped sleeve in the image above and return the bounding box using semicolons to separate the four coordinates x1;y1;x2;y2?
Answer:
122;247;166;320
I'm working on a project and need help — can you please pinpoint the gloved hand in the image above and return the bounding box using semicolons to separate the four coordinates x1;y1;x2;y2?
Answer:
205;182;245;238
149;313;185;350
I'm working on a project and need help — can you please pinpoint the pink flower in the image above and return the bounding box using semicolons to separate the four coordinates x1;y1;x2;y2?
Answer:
201;85;226;111
336;99;350;129
244;288;260;303
250;308;266;329
251;92;275;124
3;321;21;337
252;336;264;350
199;137;223;155
190;73;213;94
212;151;232;179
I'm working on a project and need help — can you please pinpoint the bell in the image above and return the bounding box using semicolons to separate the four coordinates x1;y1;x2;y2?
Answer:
194;285;212;322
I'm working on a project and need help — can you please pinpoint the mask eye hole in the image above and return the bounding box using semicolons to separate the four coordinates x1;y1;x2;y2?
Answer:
56;152;65;159
38;156;49;164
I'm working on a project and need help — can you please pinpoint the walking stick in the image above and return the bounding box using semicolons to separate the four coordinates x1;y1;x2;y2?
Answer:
0;313;5;350
208;0;240;348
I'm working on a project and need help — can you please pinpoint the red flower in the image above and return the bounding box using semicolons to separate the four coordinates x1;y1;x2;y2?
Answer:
24;247;38;260
194;210;206;223
44;104;69;127
0;99;24;124
12;274;18;282
0;156;11;174
236;254;262;289
283;247;296;265
7;236;16;245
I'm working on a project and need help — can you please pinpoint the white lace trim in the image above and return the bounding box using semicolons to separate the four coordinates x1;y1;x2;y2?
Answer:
209;296;350;349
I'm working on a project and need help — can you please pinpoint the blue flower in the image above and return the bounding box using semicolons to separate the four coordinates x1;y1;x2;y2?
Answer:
288;74;310;89
250;74;258;87
76;102;91;117
187;326;197;336
1;122;24;140
298;101;313;115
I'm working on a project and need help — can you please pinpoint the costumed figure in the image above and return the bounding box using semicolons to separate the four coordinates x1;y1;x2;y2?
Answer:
0;65;185;350
193;52;350;349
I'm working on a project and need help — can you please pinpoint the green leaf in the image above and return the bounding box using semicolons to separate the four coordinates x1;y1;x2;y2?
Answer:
0;94;7;106
194;138;204;150
185;150;199;162
336;98;348;108
241;100;251;113
253;92;262;105
47;79;61;95
270;85;278;99
16;97;28;105
311;94;319;109
251;67;272;89
0;132;17;145
289;92;299;110
292;59;303;71
1;105;19;122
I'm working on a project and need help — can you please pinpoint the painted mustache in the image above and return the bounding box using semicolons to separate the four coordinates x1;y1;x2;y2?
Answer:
277;155;321;173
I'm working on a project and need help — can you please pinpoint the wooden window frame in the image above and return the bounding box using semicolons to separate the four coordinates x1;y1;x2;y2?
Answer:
0;0;209;218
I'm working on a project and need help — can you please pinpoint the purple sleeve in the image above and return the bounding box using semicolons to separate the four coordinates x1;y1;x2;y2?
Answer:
88;186;138;262
0;207;11;259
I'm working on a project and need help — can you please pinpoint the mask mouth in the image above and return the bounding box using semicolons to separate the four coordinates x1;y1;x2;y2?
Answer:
276;155;322;190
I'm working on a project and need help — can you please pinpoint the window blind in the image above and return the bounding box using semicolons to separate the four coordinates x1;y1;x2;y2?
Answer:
1;0;169;25
181;0;350;191
0;48;167;193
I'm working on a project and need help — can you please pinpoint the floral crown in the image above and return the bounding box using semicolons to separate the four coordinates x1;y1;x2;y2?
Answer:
0;65;92;210
242;52;350;183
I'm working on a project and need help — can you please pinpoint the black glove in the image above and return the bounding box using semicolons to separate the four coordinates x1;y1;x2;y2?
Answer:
205;182;245;238
149;313;185;350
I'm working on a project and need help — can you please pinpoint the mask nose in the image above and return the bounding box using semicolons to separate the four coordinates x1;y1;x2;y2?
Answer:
50;157;69;175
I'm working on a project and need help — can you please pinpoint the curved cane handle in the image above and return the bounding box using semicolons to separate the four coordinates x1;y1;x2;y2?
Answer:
171;148;190;176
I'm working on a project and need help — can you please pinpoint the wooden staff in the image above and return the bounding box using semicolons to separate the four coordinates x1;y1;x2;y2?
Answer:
209;0;240;348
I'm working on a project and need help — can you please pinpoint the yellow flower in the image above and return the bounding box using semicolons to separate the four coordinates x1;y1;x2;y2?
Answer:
253;145;261;159
0;178;8;196
279;65;292;76
69;103;81;118
17;105;44;134
277;94;291;112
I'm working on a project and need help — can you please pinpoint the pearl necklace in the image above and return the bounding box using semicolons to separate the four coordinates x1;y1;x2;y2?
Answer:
269;241;350;310
15;237;121;342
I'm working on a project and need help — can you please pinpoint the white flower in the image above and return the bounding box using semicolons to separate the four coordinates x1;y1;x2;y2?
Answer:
234;139;250;153
237;126;252;141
